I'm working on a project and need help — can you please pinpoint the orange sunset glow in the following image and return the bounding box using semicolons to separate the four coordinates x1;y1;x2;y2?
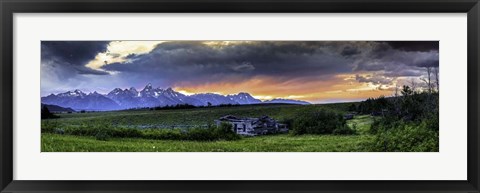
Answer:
174;73;398;103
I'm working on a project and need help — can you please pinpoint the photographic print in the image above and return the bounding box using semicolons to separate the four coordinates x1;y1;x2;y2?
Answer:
40;41;439;152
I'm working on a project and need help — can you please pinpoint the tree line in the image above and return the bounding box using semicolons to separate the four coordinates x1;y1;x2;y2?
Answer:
354;77;439;151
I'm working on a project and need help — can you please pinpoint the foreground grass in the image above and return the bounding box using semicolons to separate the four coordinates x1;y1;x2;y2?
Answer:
42;133;374;152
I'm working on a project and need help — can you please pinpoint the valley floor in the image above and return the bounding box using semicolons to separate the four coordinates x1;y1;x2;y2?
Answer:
41;104;380;152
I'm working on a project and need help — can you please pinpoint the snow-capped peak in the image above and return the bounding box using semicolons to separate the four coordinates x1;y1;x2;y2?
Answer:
128;87;138;95
227;92;261;104
108;88;123;95
139;83;157;97
61;89;86;97
144;83;153;90
89;91;101;96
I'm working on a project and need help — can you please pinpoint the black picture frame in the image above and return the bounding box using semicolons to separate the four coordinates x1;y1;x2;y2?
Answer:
1;0;479;192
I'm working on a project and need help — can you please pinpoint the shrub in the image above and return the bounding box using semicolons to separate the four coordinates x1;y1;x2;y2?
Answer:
185;128;217;141
280;118;294;130
369;116;400;134
142;129;183;140
170;123;239;141
213;122;240;140
43;121;240;141
424;112;439;131
333;125;356;135
367;121;439;152
291;109;348;135
109;128;142;138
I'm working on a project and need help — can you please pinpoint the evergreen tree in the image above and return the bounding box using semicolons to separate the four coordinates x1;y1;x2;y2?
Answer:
41;106;58;119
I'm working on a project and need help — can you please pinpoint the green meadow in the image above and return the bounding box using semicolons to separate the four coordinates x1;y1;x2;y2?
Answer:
41;103;380;152
44;103;351;127
41;133;374;152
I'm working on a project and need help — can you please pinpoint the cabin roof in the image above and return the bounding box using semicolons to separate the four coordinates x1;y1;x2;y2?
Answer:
217;115;275;123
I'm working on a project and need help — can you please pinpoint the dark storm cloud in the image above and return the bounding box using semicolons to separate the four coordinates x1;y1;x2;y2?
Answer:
370;42;392;59
353;43;439;73
416;59;439;67
41;41;110;76
102;41;357;87
42;41;110;65
341;46;361;57
382;41;439;52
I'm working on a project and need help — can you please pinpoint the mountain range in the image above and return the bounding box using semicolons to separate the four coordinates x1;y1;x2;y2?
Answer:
41;83;310;111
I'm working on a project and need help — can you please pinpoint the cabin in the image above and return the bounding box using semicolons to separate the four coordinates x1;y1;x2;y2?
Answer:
215;115;288;136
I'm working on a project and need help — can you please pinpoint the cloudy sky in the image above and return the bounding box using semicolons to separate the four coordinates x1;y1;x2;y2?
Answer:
41;41;439;103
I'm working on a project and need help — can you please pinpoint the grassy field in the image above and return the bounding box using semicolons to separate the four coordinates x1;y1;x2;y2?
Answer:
42;133;374;152
346;115;375;134
41;103;378;152
47;103;352;128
